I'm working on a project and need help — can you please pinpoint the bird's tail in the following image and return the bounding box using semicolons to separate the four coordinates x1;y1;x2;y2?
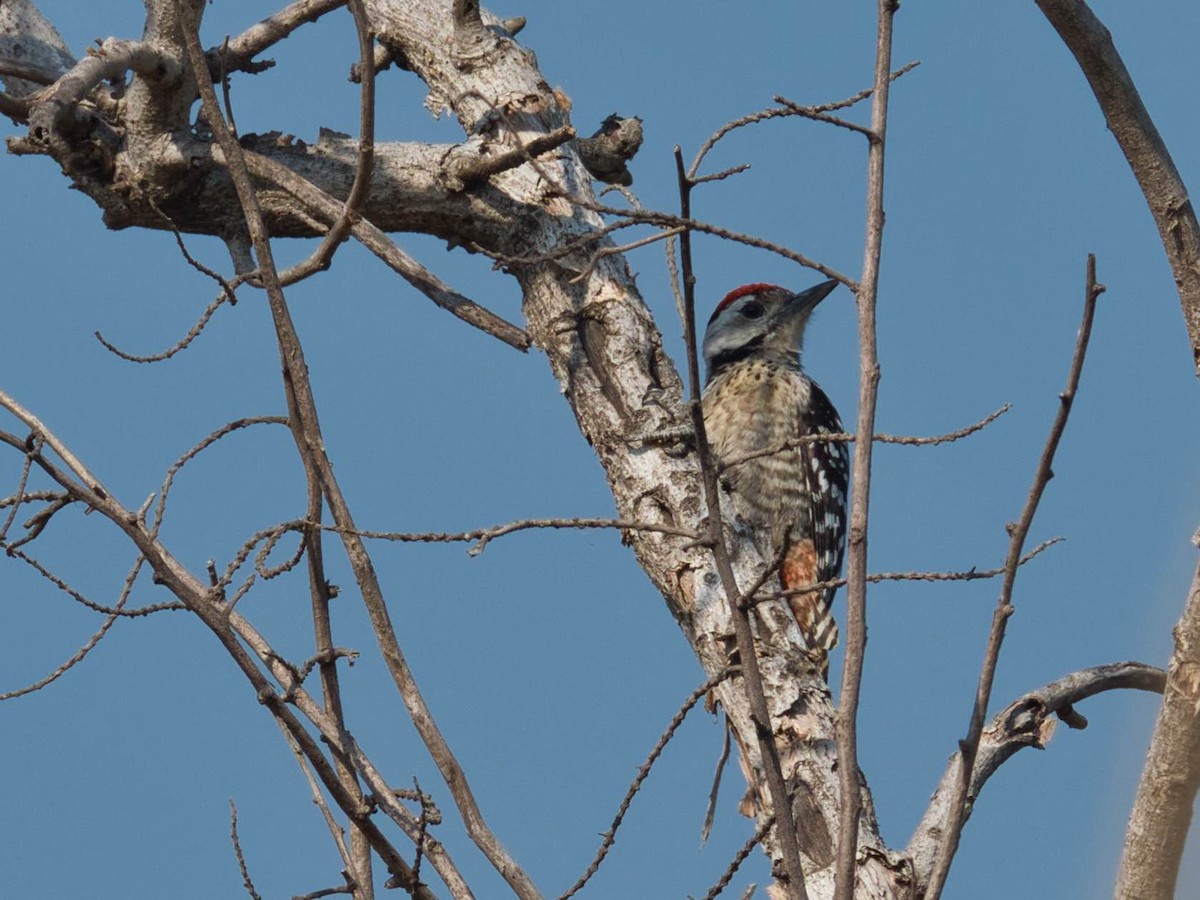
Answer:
781;538;840;676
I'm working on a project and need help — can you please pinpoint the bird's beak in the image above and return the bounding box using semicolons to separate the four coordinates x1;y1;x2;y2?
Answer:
786;279;839;316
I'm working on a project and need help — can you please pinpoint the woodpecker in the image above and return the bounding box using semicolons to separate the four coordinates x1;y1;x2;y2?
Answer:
701;280;848;673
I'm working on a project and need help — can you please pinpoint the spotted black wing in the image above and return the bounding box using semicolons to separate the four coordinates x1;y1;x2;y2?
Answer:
797;381;849;647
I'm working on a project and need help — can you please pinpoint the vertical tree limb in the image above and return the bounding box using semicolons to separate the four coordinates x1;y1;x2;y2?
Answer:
1115;550;1200;900
833;2;898;897
674;149;808;900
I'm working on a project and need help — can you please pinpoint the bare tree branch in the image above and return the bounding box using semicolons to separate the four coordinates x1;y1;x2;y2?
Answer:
909;661;1166;893
229;801;264;900
277;1;376;287
213;0;348;75
922;254;1105;900
1028;7;1200;890
573;201;857;290
833;3;899;896
1035;0;1200;375
703;815;774;900
234;146;531;351
718;404;1012;472
172;4;539;895
559;669;737;900
686;61;920;180
0;553;137;700
674;146;808;900
1115;549;1200;899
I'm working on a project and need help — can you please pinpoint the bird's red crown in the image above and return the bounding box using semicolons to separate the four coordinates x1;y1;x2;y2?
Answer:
710;283;782;323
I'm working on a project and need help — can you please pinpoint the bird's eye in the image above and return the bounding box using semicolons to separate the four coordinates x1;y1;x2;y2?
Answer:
741;301;764;319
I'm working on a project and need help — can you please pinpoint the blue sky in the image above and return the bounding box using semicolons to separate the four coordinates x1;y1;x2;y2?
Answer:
2;2;1198;898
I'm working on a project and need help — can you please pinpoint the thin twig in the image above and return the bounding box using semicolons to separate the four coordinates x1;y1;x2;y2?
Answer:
5;542;181;617
482;217;647;269
93;204;247;364
923;254;1105;900
279;725;355;876
277;0;376;287
0;553;140;700
288;26;379;868
568;226;686;285
762;537;1064;604
558;669;737;900
834;3;898;896
4;378;434;894
223;517;700;580
702;815;775;900
153;417;289;538
294;887;354;900
719;404;1011;472
0;435;37;543
687;61;919;179
152;198;242;304
230;801;264;900
577;200;858;291
95;290;233;363
256;526;307;579
411;776;431;887
701;715;733;845
443;125;576;189
674;145;809;900
0;489;65;510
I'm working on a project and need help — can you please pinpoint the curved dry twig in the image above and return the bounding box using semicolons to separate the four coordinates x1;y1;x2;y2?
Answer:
568;226;686;285
153;416;289;537
277;0;376;287
0;553;141;701
687;60;920;179
908;661;1166;894
92;203;250;365
95;291;231;363
254;524;307;580
558;668;737;900
1034;0;1200;370
6;541;183;617
278;725;356;882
